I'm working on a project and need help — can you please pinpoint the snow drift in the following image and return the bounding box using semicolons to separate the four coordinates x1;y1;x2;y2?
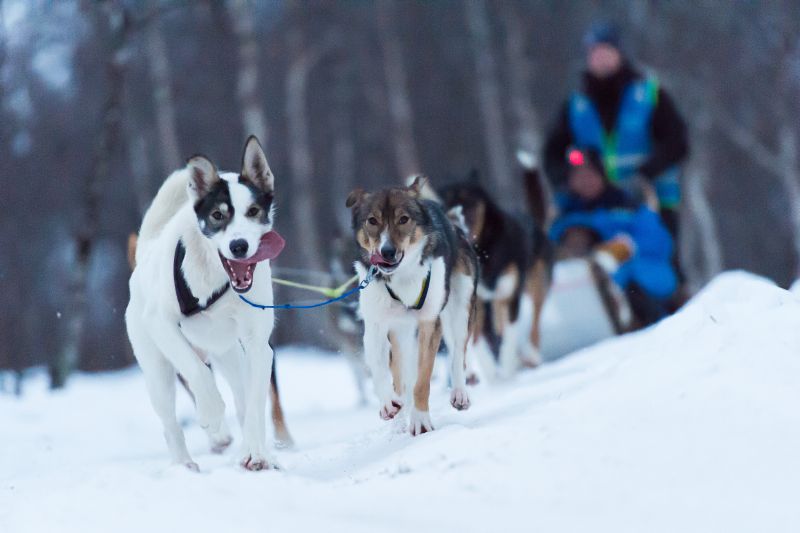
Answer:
2;271;800;532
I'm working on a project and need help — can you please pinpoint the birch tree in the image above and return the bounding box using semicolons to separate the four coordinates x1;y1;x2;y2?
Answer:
683;114;723;288
229;0;267;144
54;1;132;388
285;29;335;267
464;0;515;208
143;5;181;171
376;0;420;179
329;46;356;235
500;3;541;157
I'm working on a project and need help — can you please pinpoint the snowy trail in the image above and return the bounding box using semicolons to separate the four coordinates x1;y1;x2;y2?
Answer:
3;272;800;532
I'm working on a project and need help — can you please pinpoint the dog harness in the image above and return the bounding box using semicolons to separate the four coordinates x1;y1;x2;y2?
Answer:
384;268;432;311
174;240;229;317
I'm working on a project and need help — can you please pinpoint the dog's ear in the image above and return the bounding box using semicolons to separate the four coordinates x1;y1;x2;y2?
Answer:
186;155;219;200
345;188;366;209
408;175;428;197
241;135;273;191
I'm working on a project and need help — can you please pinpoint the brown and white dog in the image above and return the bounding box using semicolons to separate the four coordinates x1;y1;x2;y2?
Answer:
346;177;479;435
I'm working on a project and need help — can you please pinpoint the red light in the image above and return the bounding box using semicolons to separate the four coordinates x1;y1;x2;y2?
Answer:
568;149;585;167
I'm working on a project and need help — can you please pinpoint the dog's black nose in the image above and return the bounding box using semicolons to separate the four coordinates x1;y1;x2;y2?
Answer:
230;239;249;258
380;243;397;262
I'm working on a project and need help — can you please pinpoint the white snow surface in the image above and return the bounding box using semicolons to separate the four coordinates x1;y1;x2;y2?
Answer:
2;271;800;533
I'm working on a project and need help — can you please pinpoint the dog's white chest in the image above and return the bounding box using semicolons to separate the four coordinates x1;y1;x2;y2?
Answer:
358;258;447;323
178;297;240;354
178;266;275;355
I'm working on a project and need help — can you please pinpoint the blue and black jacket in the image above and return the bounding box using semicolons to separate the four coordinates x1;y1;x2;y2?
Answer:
544;64;689;209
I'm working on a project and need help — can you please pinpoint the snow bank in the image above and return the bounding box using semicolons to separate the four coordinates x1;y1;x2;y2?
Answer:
2;271;800;532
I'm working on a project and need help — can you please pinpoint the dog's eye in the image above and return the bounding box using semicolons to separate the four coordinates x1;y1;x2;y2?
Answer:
211;211;224;221
398;215;409;225
246;206;260;217
368;217;379;226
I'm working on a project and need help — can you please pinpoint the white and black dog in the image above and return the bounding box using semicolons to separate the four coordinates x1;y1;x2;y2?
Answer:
126;136;284;471
346;177;479;435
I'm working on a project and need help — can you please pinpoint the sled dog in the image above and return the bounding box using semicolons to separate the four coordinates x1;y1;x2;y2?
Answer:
126;136;283;471
346;177;479;435
126;234;293;447
437;160;553;377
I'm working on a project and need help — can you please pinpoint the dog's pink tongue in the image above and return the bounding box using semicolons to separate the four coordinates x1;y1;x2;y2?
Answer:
248;231;285;263
370;253;389;266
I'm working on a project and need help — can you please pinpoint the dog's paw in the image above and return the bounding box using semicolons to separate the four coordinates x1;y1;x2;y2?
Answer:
184;461;200;472
240;454;279;472
273;431;294;450
207;419;233;454
210;433;233;454
519;356;541;369
409;408;434;436
379;395;404;421
519;343;542;369
197;395;226;434
450;387;471;411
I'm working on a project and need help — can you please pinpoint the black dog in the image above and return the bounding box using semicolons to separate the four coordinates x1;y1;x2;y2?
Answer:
438;166;553;376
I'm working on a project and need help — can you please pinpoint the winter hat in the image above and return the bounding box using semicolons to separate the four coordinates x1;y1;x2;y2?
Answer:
583;21;621;51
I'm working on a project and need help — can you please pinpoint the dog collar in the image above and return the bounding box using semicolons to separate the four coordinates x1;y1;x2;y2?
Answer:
174;240;230;317
385;268;432;311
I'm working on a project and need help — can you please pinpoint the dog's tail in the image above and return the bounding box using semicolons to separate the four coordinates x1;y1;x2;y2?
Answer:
405;174;441;203
517;150;552;229
137;167;191;246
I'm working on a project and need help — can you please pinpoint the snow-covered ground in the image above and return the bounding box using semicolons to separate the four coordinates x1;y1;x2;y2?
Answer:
3;271;800;533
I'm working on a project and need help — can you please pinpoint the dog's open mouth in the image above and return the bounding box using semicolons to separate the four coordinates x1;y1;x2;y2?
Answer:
221;256;258;293
220;231;285;293
370;252;403;273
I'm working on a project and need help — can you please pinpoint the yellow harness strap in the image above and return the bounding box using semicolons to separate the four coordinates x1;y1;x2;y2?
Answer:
271;274;359;298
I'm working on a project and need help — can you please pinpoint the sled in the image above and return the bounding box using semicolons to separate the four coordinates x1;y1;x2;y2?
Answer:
539;258;629;361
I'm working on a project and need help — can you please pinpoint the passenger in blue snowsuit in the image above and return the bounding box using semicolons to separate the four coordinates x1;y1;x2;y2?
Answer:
551;148;677;326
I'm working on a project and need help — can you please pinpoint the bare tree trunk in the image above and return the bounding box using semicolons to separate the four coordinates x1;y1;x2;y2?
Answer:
144;10;181;171
285;30;331;267
777;125;800;275
128;130;152;218
776;43;800;276
330;53;356;235
501;3;540;156
715;110;800;275
465;0;515;207
229;0;267;143
54;3;131;388
0;0;5;73
376;0;420;179
683;121;723;289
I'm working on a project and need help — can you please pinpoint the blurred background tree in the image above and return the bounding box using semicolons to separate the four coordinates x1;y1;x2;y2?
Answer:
1;0;799;389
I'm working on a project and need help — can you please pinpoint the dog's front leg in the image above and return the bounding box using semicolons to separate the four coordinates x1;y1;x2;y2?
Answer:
364;320;402;420
239;340;275;471
409;319;442;435
149;319;226;435
442;275;473;410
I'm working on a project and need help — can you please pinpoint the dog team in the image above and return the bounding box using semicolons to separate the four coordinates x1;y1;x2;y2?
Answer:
125;135;559;470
